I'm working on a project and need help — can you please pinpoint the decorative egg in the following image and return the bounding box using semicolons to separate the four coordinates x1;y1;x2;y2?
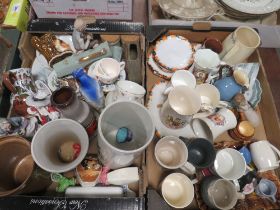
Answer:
233;68;249;89
58;141;81;163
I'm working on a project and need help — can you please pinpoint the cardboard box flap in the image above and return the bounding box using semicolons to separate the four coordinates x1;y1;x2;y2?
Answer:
28;19;144;34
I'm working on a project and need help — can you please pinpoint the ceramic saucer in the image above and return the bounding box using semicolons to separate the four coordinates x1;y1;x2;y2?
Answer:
153;35;194;71
147;81;196;138
244;79;262;108
88;61;126;92
147;53;173;80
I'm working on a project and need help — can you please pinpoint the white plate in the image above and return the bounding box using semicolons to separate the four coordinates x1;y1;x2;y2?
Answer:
147;53;173;80
147;81;196;138
221;0;280;14
159;0;221;20
153;35;194;71
88;61;126;93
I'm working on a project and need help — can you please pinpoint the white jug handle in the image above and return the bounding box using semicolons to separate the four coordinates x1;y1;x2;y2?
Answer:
222;44;239;62
269;143;280;163
180;161;196;175
163;86;173;95
120;61;126;70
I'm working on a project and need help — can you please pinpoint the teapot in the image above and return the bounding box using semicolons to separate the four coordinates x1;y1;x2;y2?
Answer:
214;65;242;102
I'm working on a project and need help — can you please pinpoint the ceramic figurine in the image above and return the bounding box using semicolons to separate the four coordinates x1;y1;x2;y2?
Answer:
72;16;97;51
0;116;39;138
51;173;76;193
31;33;72;67
73;68;104;111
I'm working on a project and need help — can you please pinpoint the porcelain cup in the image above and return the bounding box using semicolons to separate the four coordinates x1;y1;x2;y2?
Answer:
203;37;223;54
161;173;197;209
249;140;280;172
163;70;196;95
160;86;201;129
255;179;277;202
219;26;261;65
154;136;196;175
95;58;125;84
115;80;146;104
191;108;237;142
201;176;245;210
194;49;221;74
214;148;247;180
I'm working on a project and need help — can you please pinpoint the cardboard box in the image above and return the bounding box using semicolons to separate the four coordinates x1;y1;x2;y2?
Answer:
145;24;280;209
29;0;133;20
2;0;29;32
148;0;280;48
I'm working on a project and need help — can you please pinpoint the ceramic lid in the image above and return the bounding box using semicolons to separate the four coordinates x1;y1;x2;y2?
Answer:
153;35;194;71
237;121;255;137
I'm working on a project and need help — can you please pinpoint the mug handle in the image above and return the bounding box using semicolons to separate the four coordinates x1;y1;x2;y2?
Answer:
221;44;240;64
269;143;280;164
2;72;16;93
120;61;126;70
269;195;277;203
180;161;196;175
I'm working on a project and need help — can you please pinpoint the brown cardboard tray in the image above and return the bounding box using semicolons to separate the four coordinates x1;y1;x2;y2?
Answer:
145;25;280;209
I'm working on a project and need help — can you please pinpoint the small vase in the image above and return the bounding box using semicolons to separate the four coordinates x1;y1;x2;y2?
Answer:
73;68;104;111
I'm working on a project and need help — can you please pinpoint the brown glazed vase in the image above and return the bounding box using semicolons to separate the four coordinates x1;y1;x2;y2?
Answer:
0;135;51;197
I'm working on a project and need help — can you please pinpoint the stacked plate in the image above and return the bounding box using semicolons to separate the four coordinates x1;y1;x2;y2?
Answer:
158;0;222;21
215;0;280;20
148;35;194;79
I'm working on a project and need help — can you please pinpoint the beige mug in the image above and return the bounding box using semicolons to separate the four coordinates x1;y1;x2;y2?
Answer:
219;26;261;65
154;136;196;175
161;173;197;209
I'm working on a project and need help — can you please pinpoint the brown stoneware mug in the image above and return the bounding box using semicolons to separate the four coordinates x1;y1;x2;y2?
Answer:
0;136;51;197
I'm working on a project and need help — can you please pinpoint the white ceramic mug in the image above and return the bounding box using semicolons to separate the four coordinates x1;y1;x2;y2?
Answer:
154;136;196;175
97;101;155;169
160;86;201;129
115;80;146;104
250;140;280;172
163;70;196;95
191;108;237;142
161;173;197;209
219;26;261;65
214;148;247;180
95;58;125;84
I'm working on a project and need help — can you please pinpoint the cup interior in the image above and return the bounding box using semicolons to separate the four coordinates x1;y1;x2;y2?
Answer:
236;27;260;48
51;86;74;107
98;58;121;78
187;138;216;168
210;179;237;209
31;119;89;173
171;70;196;89
162;173;194;208
99;101;154;152
155;136;187;169
214;148;246;180
195;84;220;107
194;49;220;68
169;86;201;115
191;118;213;142
258;179;277;196
0;138;33;194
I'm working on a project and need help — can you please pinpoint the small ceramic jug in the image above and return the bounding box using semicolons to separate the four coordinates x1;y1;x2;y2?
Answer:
214;65;242;101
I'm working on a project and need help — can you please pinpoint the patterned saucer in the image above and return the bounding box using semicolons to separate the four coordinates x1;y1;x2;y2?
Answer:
153;35;194;71
147;81;196;138
147;53;173;80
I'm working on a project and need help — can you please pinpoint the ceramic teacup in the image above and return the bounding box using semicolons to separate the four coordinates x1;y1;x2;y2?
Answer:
163;70;196;95
155;136;196;175
161;173;196;209
255;179;277;202
194;49;221;74
201;176;245;210
183;138;216;169
214;148;247;180
161;86;201;129
249;140;280;172
95;58;125;84
219;26;261;65
115;80;146;104
191;108;237;142
203;37;223;54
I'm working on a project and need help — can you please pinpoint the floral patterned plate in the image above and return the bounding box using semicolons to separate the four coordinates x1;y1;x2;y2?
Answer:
147;81;196;138
153;35;194;71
